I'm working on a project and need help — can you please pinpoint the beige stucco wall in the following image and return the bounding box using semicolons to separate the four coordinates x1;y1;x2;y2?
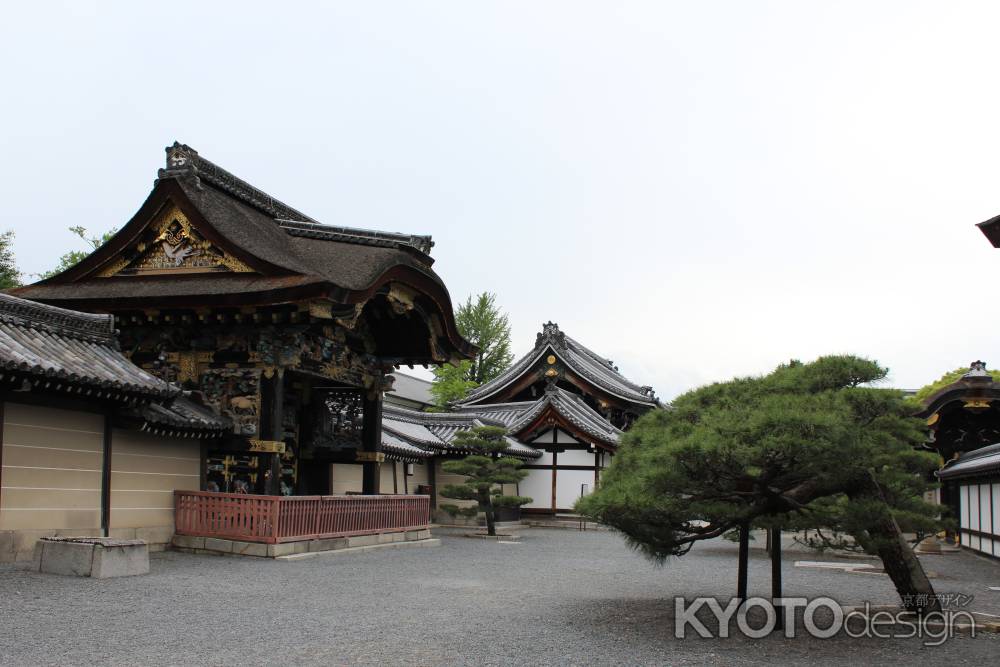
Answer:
0;403;104;538
330;463;363;494
108;429;199;545
408;460;429;493
0;401;202;562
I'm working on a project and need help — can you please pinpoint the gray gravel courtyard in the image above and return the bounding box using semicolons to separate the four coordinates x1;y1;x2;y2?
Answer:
1;528;999;666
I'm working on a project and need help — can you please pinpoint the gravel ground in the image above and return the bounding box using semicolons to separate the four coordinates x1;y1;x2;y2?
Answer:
1;528;999;666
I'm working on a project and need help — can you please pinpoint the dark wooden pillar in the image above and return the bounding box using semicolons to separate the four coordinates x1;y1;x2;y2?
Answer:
361;389;382;495
737;522;750;601
259;370;285;495
101;412;113;537
428;458;437;509
551;450;558;513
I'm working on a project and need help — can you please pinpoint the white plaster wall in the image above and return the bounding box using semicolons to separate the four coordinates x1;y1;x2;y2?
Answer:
556;469;594;510
520;468;552;510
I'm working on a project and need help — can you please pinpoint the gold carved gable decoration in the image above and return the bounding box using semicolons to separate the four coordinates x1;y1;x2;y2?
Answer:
97;204;255;277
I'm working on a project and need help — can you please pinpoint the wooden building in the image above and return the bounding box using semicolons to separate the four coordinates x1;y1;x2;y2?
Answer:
10;142;473;506
0;292;227;561
372;322;661;515
917;361;1000;558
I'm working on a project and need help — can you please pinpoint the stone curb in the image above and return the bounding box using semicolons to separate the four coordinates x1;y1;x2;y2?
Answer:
274;538;441;561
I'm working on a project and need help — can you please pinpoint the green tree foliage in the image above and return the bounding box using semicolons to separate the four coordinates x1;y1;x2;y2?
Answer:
915;364;1000;403
457;292;514;385
429;360;478;411
439;426;531;536
0;230;20;289
429;292;514;409
40;226;117;279
577;355;943;611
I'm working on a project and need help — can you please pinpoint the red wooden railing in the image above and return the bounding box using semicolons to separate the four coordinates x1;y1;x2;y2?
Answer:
174;490;430;544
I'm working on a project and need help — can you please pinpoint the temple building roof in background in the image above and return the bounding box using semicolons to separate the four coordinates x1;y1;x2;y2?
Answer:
459;322;659;408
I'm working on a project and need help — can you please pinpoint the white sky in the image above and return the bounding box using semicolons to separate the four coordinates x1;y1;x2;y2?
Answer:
2;1;999;400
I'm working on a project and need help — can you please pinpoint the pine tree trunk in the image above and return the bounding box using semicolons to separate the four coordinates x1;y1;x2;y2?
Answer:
480;489;496;536
847;471;940;612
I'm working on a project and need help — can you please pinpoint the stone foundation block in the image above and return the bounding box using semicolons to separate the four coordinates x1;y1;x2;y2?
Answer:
204;538;234;554
33;537;148;578
309;538;348;552
171;535;205;550
347;534;378;548
233;542;268;557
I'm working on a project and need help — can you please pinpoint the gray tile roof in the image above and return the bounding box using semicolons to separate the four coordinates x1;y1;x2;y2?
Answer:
0;292;231;436
0;292;177;401
507;387;621;447
936;443;1000;480
386;372;435;407
134;394;231;437
381;404;542;459
459;322;659;407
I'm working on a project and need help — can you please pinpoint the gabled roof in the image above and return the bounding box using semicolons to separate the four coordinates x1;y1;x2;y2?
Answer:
507;387;622;449
458;322;658;408
11;143;474;363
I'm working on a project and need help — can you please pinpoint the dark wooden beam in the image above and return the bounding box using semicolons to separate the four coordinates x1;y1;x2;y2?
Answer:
101;412;113;537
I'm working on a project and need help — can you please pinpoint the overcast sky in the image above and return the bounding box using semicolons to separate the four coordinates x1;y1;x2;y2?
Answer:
2;1;998;399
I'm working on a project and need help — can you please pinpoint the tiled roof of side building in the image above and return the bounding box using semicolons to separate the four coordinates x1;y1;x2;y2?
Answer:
386;372;435;407
458;322;659;408
0;292;178;400
381;404;541;459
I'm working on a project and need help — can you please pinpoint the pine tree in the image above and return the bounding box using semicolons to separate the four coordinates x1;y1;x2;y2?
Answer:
577;355;944;611
439;426;532;536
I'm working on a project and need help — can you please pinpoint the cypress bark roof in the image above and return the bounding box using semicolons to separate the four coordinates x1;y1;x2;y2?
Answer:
11;143;474;362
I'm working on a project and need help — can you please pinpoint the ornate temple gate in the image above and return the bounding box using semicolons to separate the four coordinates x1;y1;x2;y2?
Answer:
115;307;393;496
12;142;475;500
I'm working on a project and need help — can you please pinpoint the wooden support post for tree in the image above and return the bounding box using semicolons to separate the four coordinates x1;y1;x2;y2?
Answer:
770;526;783;630
737;522;750;602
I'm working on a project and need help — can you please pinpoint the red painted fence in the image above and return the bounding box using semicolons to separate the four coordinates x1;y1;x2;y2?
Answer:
174;490;430;544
